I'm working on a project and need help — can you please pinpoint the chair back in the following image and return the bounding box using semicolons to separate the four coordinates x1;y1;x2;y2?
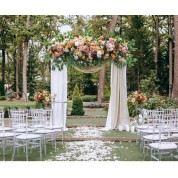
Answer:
0;111;5;131
9;109;28;134
31;109;46;128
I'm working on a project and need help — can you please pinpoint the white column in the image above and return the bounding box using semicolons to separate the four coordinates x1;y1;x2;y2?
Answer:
51;65;68;131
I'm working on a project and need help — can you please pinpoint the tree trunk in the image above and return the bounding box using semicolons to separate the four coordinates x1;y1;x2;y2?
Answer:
97;15;118;103
13;48;17;92
168;15;173;97
173;16;178;98
155;15;159;77
22;15;30;101
1;49;5;95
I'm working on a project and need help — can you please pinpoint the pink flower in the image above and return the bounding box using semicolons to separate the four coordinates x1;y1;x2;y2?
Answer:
90;46;95;52
57;45;63;52
105;53;109;59
121;47;127;53
109;38;114;42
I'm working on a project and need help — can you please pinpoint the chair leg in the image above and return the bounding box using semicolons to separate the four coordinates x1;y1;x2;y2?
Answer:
40;139;42;161
150;148;153;161
26;140;29;161
12;144;16;161
2;139;5;161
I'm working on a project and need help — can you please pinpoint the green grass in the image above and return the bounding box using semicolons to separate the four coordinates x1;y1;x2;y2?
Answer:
66;118;106;125
103;130;137;139
0;100;36;108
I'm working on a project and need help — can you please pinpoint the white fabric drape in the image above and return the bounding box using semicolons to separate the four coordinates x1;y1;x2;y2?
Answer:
104;63;130;130
51;65;68;131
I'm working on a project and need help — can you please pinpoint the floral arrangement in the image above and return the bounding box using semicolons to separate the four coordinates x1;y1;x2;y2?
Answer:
127;91;148;117
33;90;51;108
46;32;133;71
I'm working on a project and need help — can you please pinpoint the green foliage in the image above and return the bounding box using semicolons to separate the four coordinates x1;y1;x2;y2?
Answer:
81;95;97;102
0;96;6;100
27;45;38;96
71;97;85;116
104;85;111;102
28;96;35;101
140;70;160;95
5;89;14;100
83;73;97;95
143;95;178;110
72;85;81;100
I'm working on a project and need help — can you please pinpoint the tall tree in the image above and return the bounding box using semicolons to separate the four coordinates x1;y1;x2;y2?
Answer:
173;15;178;98
97;15;118;103
154;15;159;77
168;15;173;97
22;15;30;101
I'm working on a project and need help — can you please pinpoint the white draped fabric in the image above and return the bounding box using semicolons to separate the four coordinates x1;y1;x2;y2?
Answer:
104;63;130;130
51;65;68;131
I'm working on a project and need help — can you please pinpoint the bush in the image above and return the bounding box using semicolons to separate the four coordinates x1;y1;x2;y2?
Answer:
71;97;85;115
72;85;81;100
28;96;35;101
140;70;160;95
6;89;15;100
0;96;6;100
81;95;97;102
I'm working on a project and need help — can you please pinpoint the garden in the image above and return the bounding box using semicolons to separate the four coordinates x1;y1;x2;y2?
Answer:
1;14;178;165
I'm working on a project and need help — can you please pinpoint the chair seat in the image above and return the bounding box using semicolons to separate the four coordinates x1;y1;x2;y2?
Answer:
16;134;41;140
34;129;56;134
0;132;15;138
15;128;35;133
141;129;160;134
29;125;44;128
136;125;153;130
149;142;177;150
45;126;63;130
0;127;12;131
143;134;168;141
170;129;178;133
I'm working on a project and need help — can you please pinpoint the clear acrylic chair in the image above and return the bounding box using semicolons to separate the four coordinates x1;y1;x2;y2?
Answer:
0;110;14;161
10;110;42;161
149;110;178;161
31;109;57;155
142;110;171;159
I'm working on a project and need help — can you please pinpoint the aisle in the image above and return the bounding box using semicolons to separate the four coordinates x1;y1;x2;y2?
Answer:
55;127;120;161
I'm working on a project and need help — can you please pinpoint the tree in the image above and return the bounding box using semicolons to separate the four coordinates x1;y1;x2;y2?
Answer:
22;15;30;101
97;15;118;103
154;15;160;77
168;15;173;97
173;15;178;98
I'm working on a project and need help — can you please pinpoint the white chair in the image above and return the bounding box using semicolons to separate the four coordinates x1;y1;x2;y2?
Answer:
31;109;57;155
0;110;15;161
142;110;172;159
10;110;42;161
149;110;178;161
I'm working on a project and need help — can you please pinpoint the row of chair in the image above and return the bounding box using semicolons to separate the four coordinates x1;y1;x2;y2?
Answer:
0;108;63;161
136;109;178;161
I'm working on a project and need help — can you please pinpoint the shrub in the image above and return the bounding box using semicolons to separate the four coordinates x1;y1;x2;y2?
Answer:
71;97;85;115
6;89;15;100
140;70;160;96
4;106;11;118
81;95;97;102
0;96;6;100
28;96;35;101
72;85;81;100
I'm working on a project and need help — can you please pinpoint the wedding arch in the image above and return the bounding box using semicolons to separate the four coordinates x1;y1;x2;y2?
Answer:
47;33;132;131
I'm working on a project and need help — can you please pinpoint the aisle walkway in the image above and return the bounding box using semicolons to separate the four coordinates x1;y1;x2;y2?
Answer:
48;127;141;161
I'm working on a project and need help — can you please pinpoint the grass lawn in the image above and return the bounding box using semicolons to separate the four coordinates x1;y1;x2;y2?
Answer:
0;100;36;108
